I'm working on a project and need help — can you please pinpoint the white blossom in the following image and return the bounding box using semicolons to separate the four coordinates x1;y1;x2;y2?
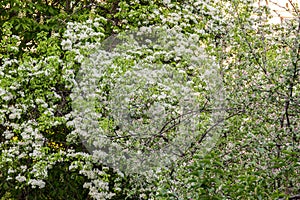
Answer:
16;174;26;183
61;39;73;50
28;179;46;189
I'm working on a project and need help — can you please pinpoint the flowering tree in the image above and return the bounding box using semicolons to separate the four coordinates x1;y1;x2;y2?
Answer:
0;0;299;199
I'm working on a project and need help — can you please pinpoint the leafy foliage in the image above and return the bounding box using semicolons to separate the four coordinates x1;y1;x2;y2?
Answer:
0;0;299;199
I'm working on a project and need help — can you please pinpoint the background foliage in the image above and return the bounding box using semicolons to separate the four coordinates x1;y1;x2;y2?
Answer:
0;0;299;199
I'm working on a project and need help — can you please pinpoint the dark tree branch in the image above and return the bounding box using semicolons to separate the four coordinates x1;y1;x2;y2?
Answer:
278;193;300;200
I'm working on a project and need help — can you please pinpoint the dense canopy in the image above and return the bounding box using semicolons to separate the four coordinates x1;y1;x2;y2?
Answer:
0;0;299;199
